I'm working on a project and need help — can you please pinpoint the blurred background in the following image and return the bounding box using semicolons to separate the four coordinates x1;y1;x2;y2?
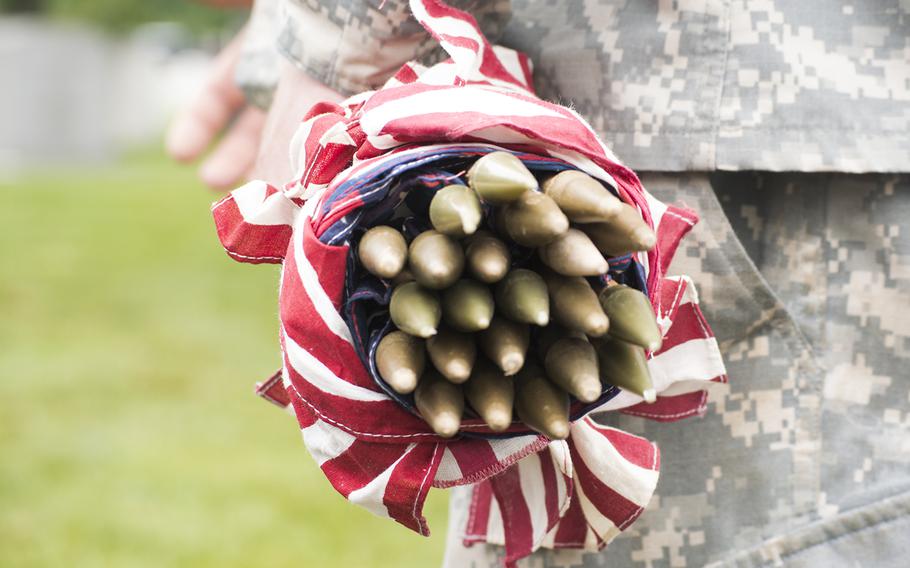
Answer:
0;1;448;566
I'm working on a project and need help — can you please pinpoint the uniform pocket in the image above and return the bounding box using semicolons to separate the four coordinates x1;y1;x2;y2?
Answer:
719;489;910;567
597;173;826;567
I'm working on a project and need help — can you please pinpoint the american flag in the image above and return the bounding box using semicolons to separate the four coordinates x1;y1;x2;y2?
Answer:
211;1;727;565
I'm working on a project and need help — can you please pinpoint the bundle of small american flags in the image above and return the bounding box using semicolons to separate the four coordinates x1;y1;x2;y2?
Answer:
211;0;727;565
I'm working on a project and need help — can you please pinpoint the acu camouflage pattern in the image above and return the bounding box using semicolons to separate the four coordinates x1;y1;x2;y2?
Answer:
275;0;511;95
442;172;910;567
266;0;910;173
235;0;910;563
236;0;282;109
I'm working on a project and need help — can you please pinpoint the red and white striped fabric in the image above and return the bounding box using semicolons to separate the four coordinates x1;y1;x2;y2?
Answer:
212;1;727;565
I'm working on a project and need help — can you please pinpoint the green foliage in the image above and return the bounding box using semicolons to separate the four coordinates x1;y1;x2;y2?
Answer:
0;151;449;567
0;0;43;14
1;0;244;35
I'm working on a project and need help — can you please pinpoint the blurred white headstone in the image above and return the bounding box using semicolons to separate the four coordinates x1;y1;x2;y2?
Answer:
0;16;214;172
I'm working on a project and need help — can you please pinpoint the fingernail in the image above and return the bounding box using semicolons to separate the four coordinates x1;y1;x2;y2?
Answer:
166;118;208;162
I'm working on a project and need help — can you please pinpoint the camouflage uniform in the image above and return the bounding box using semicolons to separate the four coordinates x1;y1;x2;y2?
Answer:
237;1;910;565
444;172;910;566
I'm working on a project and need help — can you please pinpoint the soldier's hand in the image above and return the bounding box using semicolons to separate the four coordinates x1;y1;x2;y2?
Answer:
251;60;344;184
166;27;266;191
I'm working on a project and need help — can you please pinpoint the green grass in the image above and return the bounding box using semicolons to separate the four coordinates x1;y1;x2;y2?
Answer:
0;151;448;567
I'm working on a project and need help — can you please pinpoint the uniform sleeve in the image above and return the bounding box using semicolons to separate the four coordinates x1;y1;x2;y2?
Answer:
277;0;512;95
236;0;282;109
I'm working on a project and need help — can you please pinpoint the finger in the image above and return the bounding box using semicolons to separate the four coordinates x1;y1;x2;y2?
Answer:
199;106;267;191
166;29;249;163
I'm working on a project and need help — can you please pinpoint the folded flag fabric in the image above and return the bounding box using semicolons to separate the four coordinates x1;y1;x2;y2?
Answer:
211;0;727;565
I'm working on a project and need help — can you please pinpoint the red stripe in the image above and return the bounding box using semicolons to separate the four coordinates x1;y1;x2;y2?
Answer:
255;370;291;408
320;439;410;497
297;209;349;311
280;237;375;389
552;496;589;548
658;300;713;354
435;33;527;89
463;480;494;543
420;0;469;19
377;110;580;141
212;194;291;264
282;354;435;438
301;114;345;173
303;102;345;122
581;419;659;471
656;276;684;320
392;63;420;85
656;205;698;275
278;244;435;437
621;389;711;423
490;466;534;566
362;83;575;122
383;442;443;535
418;0;526;89
304;141;356;189
477;42;527;88
445;438;499;483
437;33;479;54
288;393;318;428
568;438;644;528
539;449;560;530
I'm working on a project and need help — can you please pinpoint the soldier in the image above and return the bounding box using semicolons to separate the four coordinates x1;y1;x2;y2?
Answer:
173;1;910;566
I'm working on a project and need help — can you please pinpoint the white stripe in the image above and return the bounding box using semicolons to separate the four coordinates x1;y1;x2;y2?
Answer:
433;447;464;483
360;88;563;136
583;525;601;551
291;214;354;345
319;120;356;147
364;133;401;151
573;480;621;545
279;366;298;416
489;434;542;463
649;337;727;390
444;45;482;80
570;421;659;507
300;418;356;466
411;9;484;46
342;90;375;110
540;526;557;549
409;0;484;80
593;389;643;412
283;329;388;402
647;191;670;234
412;59;530;91
516;453;549;545
417;60;463;86
347;443;417;518
491;46;530;88
467;125;546;146
230;180;299;226
548;439;573;479
289;115;318;181
549;444;570;510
